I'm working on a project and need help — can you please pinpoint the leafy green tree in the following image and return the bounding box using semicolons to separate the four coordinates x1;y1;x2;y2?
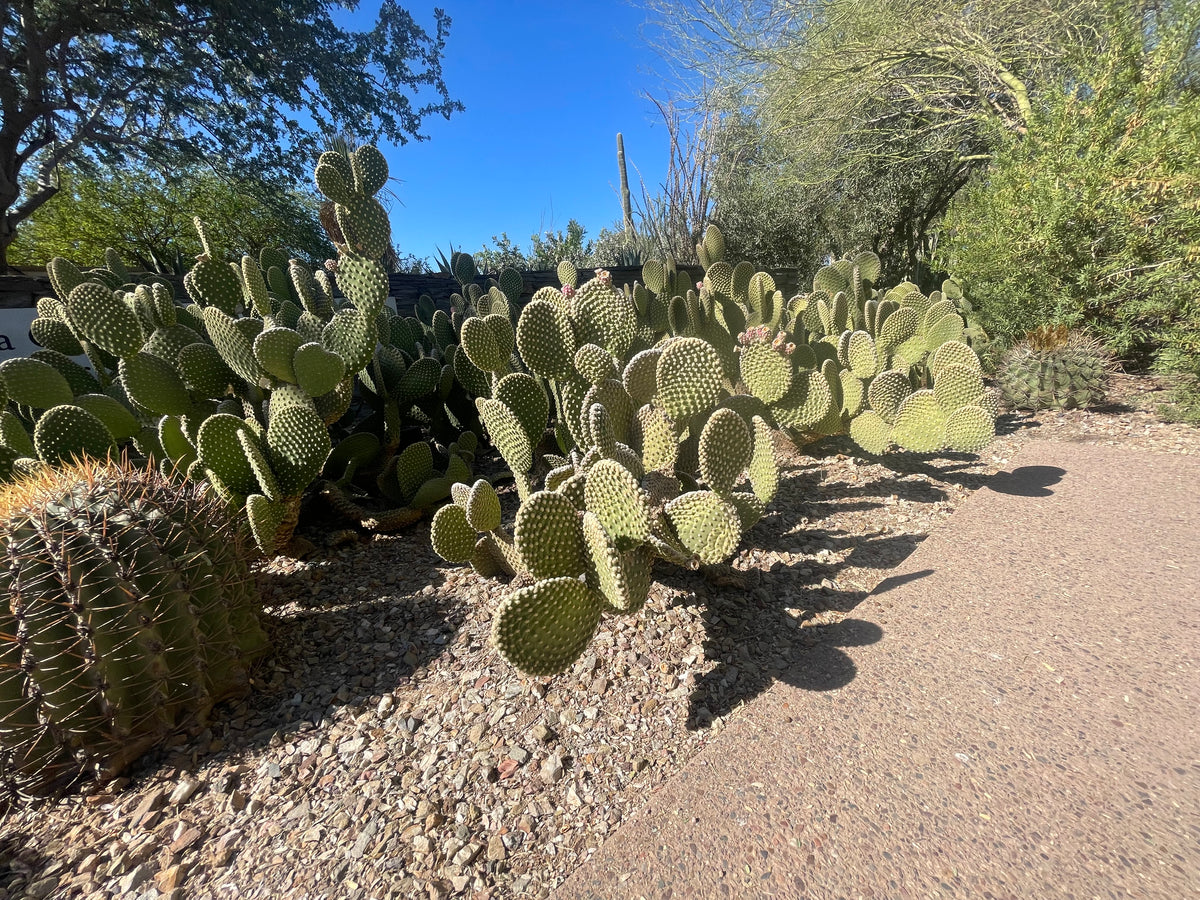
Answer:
936;0;1200;394
644;0;1115;279
474;221;595;273
0;0;463;269
10;165;333;271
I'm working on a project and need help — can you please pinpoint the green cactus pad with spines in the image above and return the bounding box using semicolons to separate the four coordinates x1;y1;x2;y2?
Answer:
837;367;864;416
664;490;742;565
866;369;912;424
891;390;947;452
66;281;144;358
462;479;501;532
583;458;652;551
72;394;139;443
177;343;236;398
739;341;792;405
698;407;753;496
142;323;203;366
632;403;678;471
572;276;637;359
944;404;995;453
394;357;437;404
703;261;734;299
335;193;391;259
770;369;833;431
46;257;88;300
813;264;848;297
925;312;965;353
115;352;189;416
158;416;196;470
514;490;588;580
202;307;263;385
450;480;471;506
314;152;354;204
431;503;478;564
244;493;286;555
31;404;114;466
516;299;577;381
460;314;514;373
196;414;260;496
350;144;389;195
292;342;347;398
240;256;271;317
322;309;379;374
717;393;772;428
453;345;491;397
846;331;879;380
266;404;332;497
933;363;986;412
478;398;534;475
188;258;241;314
444;451;472;485
491;577;601;677
574;344;619;385
545;463;575;493
30;317;84;357
586;402;617;458
623;348;661;408
266;265;292;304
234;428;280;501
657;337;724;422
849;409;892;455
582;378;634;444
252;327;304;383
430;309;454;351
747;415;778;504
336;254;389;314
394;441;434;499
494;373;549;448
582;512;652;614
0;358;74;408
0;411;34;458
931;340;982;379
408;475;450;509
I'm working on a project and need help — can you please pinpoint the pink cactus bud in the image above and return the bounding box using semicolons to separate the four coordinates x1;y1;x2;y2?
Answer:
696;281;704;291
738;331;748;344
785;343;796;355
324;259;339;273
562;284;576;298
596;269;612;286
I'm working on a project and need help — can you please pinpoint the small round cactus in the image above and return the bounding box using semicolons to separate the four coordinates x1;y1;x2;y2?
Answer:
998;326;1115;411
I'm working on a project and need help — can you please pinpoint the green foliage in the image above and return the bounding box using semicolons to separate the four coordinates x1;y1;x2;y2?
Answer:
474;220;596;273
0;457;269;799
11;166;333;272
1;1;462;269
936;1;1200;399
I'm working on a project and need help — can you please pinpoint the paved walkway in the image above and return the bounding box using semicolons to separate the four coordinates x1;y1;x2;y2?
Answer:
558;441;1200;899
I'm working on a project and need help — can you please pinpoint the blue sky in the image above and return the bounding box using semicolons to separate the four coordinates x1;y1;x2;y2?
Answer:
365;1;674;265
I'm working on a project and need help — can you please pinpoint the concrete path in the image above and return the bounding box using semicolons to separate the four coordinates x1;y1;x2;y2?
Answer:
557;441;1200;899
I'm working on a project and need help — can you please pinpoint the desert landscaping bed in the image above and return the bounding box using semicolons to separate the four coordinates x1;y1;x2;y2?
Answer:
2;374;1197;900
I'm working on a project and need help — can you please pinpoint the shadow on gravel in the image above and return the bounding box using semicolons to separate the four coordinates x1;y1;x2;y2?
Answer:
987;465;1065;497
122;526;462;784
0;834;50;898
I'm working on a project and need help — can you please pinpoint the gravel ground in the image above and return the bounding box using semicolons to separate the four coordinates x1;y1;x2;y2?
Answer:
2;373;1197;900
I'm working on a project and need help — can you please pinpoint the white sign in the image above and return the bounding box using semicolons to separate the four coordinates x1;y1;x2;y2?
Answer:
0;308;40;361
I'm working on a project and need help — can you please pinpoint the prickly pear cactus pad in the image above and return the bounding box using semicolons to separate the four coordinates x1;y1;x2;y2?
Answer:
514;491;587;581
491;577;603;677
583;459;652;550
657;337;725;422
664;490;743;565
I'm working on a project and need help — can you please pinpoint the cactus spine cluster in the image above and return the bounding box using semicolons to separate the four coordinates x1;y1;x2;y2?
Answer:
0;458;268;799
997;326;1114;411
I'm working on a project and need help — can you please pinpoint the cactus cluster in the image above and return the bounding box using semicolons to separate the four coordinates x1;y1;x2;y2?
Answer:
433;225;997;676
10;143;504;553
0;458;268;799
997;326;1114;411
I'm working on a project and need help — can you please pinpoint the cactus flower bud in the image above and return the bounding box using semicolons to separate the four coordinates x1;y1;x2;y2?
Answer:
785;343;796;355
562;284;576;298
596;269;612;287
